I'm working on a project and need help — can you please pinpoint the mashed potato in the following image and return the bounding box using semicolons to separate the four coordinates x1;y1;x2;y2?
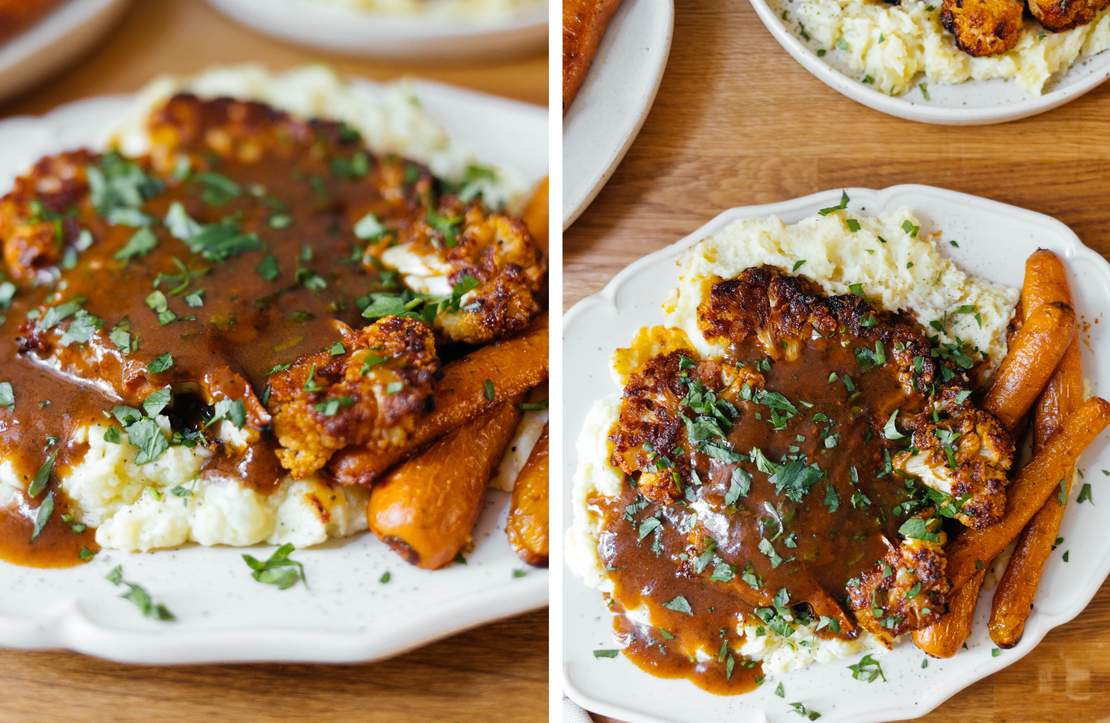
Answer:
772;0;1110;95
5;66;539;554
569;208;1018;676
666;208;1017;375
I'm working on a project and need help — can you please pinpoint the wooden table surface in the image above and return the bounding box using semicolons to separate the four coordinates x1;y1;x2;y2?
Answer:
565;1;1110;721
0;2;547;722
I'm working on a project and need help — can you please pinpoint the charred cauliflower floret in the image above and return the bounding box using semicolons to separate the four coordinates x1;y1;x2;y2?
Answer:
608;350;742;505
1029;0;1110;31
0;149;99;285
940;0;1024;57
147;94;328;171
370;198;546;345
268;315;438;478
894;387;1014;528
698;266;944;396
847;519;950;647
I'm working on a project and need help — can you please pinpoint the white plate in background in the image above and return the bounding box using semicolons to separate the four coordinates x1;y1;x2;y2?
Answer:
0;79;548;665
749;0;1110;125
563;185;1110;722
562;0;673;228
0;0;131;103
207;0;546;61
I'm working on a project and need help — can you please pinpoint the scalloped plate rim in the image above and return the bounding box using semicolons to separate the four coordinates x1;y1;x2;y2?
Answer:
0;82;548;665
563;184;1110;722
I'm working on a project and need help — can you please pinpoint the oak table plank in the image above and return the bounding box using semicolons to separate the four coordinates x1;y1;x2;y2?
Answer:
0;1;547;721
565;1;1110;720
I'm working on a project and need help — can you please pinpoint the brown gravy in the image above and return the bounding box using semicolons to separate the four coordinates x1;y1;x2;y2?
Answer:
0;100;408;567
597;333;926;693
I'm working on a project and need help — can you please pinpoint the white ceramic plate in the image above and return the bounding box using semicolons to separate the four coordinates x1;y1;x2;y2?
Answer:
563;185;1110;722
562;0;673;228
207;0;546;62
749;0;1110;125
0;0;131;103
0;79;547;665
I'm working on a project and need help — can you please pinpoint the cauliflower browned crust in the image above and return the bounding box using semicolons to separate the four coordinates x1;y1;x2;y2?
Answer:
609;349;749;504
0;149;98;285
1029;0;1109;31
370;198;546;345
895;386;1014;528
847;521;951;647
267;315;438;478
698;265;945;395
940;0;1024;57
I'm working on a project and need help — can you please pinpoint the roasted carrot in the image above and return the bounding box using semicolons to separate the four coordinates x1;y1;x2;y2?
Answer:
913;569;985;658
1019;249;1071;322
563;0;624;112
521;177;549;253
982;301;1075;430
948;396;1110;590
989;341;1083;647
928;251;1075;647
506;424;549;567
368;400;522;569
330;318;548;485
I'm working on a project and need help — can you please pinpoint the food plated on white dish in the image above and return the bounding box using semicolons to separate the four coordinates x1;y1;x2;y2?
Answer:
0;65;549;664
563;185;1110;721
562;0;674;228
0;0;131;103
750;0;1110;124
207;0;546;61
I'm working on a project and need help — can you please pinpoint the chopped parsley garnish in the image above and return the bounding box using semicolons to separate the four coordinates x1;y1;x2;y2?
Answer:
847;654;886;682
314;396;355;417
115;226;159;261
195;171;242;206
28;452;57;498
142;387;172;417
768;457;825;502
899;516;941;542
147;353;174;374
425;209;462;247
208;398;246;428
883;409;907;440
817;191;849;216
242;543;306;590
1077;482;1093;504
256;253;280;281
87;152;164;225
126;418;170;465
29;491;54;541
788;702;822;720
105;564;175;621
593;649;620;659
184;218;262;262
662;595;693;615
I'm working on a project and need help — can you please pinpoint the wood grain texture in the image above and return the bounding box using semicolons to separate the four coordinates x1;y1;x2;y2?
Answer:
565;1;1110;720
0;2;547;721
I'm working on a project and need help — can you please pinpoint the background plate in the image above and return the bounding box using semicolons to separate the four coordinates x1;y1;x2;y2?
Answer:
0;79;548;665
0;0;131;103
562;0;673;228
563;185;1110;722
749;0;1110;125
207;0;546;61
